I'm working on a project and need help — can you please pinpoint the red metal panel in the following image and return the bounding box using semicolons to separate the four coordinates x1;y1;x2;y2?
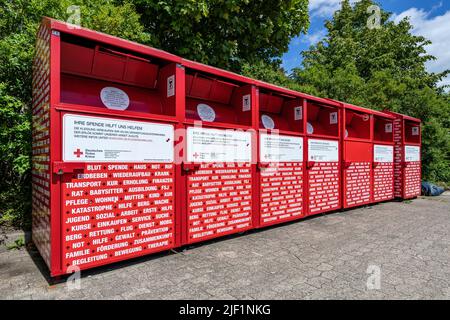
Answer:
182;77;255;243
343;141;372;208
61;162;175;271
48;18;181;64
307;161;340;215
186;162;253;243
387;111;422;199
255;86;305;227
49;28;63;275
305;100;341;216
343;162;371;207
259;162;303;226
404;161;421;198
373;162;394;202
31;22;52;269
393;118;404;198
60;75;164;113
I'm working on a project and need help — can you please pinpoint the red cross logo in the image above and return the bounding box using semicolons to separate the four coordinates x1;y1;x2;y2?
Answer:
193;152;199;159
73;149;84;158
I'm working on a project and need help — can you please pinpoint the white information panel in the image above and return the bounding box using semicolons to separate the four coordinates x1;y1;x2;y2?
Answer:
374;145;394;163
260;133;303;162
308;139;339;162
63;114;174;162
187;127;252;162
405;145;420;162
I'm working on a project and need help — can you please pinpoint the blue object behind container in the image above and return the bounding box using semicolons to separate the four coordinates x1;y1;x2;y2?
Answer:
421;182;445;196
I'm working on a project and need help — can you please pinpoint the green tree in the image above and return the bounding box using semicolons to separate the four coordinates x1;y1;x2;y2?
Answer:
292;0;450;185
133;0;309;71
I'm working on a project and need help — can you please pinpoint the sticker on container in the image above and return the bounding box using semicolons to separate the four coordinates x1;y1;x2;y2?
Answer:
197;103;216;122
330;112;338;124
100;87;130;111
307;122;314;134
344;129;349;138
167;75;175;97
261;114;275;129
242;94;251;112
412;127;419;136
308;139;339;162
385;123;393;133
187;127;252;162
260;133;303;162
405;145;420;162
374;145;393;162
63;114;174;162
294;106;302;120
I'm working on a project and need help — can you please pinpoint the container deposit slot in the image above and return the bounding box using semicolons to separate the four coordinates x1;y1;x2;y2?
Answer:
59;33;176;117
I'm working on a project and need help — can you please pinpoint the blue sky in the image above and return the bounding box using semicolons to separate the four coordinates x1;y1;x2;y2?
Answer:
282;0;450;88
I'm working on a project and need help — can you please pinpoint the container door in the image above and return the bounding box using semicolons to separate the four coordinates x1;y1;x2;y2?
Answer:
58;113;175;272
373;144;394;202
306;138;340;215
259;133;304;226
184;126;253;244
343;141;372;208
403;145;421;198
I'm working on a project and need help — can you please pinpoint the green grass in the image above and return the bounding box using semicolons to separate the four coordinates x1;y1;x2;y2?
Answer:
7;237;25;250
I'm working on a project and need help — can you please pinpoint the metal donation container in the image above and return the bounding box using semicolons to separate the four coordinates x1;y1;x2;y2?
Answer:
255;82;305;227
305;99;342;216
32;18;183;276
32;18;423;277
341;103;372;208
372;112;395;203
384;111;422;199
180;60;257;244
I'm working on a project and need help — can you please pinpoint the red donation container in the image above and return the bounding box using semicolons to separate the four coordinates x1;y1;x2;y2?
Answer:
372;112;395;203
255;82;305;227
384;111;422;199
180;60;256;244
341;104;372;208
305;99;342;216
31;18;183;276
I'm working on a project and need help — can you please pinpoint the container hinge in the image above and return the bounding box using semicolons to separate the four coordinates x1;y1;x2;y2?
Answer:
53;162;85;175
182;162;201;172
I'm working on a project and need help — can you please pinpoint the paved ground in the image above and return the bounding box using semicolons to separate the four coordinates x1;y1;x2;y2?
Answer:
1;193;449;300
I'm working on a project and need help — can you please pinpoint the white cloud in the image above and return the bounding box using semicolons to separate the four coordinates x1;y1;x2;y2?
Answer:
300;29;327;46
305;2;449;89
393;8;450;89
304;29;327;45
309;0;343;17
309;0;358;18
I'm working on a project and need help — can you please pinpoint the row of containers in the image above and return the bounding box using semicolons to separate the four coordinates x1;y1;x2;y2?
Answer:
32;19;422;276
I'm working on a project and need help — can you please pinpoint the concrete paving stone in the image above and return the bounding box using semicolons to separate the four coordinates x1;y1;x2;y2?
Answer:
1;193;449;299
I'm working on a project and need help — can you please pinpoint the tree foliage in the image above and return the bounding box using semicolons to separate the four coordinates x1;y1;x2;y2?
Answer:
133;0;309;71
292;0;450;185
